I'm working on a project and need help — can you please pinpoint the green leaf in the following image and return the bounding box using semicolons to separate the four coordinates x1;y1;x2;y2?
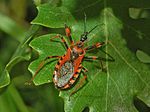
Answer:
32;4;75;28
29;1;150;112
137;82;150;107
28;34;65;85
136;50;150;63
0;25;40;88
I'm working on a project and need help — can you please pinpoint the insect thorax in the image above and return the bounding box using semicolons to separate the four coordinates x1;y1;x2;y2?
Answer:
71;47;84;60
53;61;74;88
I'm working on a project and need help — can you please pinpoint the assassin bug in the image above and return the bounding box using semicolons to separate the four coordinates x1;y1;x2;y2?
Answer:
27;14;114;98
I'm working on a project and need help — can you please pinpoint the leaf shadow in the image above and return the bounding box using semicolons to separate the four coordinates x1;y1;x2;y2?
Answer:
134;96;150;112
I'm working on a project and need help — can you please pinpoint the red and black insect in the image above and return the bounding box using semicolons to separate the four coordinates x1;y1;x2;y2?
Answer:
28;14;114;98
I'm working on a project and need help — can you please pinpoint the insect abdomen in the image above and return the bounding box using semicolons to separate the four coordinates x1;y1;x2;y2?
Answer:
53;61;74;88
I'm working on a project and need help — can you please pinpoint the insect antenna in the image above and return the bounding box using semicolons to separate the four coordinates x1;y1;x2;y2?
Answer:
80;13;99;42
83;13;99;35
84;12;87;33
88;25;99;34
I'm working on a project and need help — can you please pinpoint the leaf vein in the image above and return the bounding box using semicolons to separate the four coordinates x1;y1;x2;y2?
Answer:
110;42;148;87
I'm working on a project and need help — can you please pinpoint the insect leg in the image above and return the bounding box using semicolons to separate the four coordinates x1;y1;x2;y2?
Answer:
25;56;61;85
65;24;74;45
84;55;114;71
84;40;115;62
84;40;114;61
50;34;69;49
84;42;105;51
69;67;88;100
84;55;114;62
82;66;88;72
84;56;105;70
